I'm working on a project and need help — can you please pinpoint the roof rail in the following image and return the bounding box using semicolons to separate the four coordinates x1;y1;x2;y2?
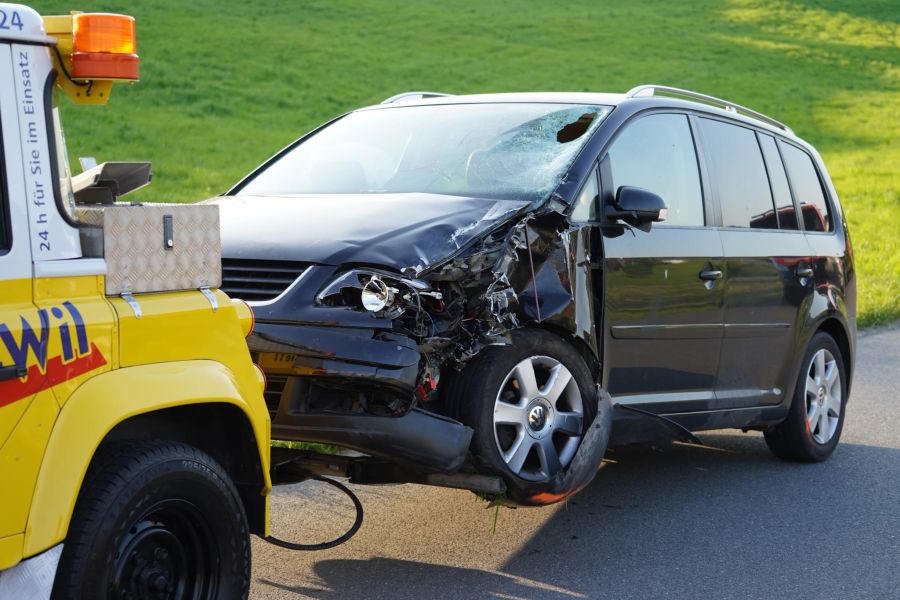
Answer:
381;91;454;104
625;84;793;135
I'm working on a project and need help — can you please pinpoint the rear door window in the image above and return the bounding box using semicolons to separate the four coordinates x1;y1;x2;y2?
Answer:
697;118;776;229
779;142;832;232
606;113;704;226
758;134;799;230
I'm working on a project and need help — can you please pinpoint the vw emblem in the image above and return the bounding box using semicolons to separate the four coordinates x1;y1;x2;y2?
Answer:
528;405;547;431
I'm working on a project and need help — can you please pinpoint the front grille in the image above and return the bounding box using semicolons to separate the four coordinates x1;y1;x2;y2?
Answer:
221;258;309;302
264;374;288;419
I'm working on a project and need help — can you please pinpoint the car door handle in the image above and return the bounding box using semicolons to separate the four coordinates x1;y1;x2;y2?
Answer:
0;364;27;381
796;267;814;278
699;269;723;281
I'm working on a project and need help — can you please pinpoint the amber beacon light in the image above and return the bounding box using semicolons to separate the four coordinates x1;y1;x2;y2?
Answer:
70;13;139;80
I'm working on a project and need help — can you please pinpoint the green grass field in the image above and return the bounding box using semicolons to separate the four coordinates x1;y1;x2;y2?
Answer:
36;0;899;327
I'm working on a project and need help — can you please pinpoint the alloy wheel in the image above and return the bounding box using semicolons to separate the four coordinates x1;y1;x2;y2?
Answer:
805;348;842;445
493;356;584;481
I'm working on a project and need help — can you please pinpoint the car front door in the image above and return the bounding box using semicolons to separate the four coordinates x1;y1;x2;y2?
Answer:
598;112;725;413
694;118;815;409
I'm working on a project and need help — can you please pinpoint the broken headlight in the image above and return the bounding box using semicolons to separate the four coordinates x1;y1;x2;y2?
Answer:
361;277;394;312
317;269;441;316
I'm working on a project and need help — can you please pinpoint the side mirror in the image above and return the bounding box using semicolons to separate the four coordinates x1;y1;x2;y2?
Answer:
605;186;667;232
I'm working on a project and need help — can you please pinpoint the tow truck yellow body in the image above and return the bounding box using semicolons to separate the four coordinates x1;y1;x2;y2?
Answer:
0;5;270;597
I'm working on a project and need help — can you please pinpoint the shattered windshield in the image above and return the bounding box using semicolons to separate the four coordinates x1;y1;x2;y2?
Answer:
236;103;611;202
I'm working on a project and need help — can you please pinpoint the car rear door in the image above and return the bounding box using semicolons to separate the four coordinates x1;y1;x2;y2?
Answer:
598;112;725;413
695;117;814;409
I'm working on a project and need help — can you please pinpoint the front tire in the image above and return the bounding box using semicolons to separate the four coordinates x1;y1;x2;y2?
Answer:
52;441;250;600
456;329;601;501
764;332;848;462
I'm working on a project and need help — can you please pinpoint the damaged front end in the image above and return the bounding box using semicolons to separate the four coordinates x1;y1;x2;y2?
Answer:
222;100;615;504
246;199;604;500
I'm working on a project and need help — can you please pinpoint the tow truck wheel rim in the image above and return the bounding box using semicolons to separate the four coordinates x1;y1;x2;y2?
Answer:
112;499;217;599
493;355;584;481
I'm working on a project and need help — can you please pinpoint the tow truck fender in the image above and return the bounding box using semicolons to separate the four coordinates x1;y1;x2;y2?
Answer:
22;360;271;558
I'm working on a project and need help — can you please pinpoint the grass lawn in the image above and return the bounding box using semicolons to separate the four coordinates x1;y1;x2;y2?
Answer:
35;0;899;327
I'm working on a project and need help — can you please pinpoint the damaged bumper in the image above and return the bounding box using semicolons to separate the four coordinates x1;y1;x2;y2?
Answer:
270;408;472;474
250;322;472;474
252;321;421;391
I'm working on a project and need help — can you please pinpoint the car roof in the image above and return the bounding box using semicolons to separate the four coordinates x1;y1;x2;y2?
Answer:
357;92;627;110
358;91;802;142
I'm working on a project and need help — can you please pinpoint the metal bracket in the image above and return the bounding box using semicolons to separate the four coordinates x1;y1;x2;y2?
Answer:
163;214;174;250
199;286;218;312
120;292;141;319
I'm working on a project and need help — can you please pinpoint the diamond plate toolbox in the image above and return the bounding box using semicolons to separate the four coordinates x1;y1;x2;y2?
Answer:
77;203;221;295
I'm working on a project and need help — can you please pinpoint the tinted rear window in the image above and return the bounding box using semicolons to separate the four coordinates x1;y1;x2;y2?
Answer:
758;134;799;230
779;142;832;232
698;118;776;229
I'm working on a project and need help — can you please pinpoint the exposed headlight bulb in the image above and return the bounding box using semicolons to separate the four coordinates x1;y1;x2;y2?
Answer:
361;276;394;312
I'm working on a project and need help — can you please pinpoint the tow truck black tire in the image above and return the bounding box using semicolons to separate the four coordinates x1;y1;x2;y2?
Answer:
456;328;600;504
52;440;250;600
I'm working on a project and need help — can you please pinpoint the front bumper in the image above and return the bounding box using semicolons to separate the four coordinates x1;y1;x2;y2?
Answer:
250;322;472;474
251;321;421;392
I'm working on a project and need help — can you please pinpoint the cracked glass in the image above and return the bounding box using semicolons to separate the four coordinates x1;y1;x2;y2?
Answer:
238;103;611;203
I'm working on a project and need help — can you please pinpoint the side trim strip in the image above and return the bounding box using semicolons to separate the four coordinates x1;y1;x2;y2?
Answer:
612;322;790;340
612;390;716;405
723;322;790;338
611;324;723;340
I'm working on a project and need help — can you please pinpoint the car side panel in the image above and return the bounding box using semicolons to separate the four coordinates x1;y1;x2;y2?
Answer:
716;229;815;409
602;226;725;412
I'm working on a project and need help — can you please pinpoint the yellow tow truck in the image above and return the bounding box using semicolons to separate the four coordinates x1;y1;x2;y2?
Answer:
0;6;272;597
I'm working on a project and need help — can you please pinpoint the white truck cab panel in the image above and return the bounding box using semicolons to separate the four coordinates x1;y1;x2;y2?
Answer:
1;3;82;273
0;42;33;281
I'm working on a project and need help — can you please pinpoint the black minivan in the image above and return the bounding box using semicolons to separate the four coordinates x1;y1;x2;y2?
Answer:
213;86;855;504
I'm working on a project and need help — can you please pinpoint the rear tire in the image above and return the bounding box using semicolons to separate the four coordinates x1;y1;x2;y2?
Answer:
52;440;250;600
764;332;847;462
455;329;601;501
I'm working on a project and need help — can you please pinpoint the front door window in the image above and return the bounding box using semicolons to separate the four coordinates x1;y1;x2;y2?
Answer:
607;113;704;226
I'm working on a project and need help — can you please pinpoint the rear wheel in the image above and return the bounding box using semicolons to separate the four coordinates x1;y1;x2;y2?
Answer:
764;332;847;462
456;329;602;501
52;441;250;600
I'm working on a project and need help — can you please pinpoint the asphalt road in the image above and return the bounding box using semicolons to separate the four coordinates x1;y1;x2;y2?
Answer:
251;326;900;600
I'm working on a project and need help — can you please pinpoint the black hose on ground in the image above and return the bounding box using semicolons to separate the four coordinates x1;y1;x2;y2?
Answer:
263;475;363;551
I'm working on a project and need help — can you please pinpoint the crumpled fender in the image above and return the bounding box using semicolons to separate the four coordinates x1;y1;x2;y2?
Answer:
507;387;612;507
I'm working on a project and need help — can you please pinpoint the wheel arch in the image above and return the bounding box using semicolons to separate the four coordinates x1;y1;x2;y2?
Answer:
816;316;853;393
22;360;270;559
99;403;268;537
530;323;601;382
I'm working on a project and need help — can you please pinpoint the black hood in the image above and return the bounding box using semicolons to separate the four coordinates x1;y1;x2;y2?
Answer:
211;193;529;271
